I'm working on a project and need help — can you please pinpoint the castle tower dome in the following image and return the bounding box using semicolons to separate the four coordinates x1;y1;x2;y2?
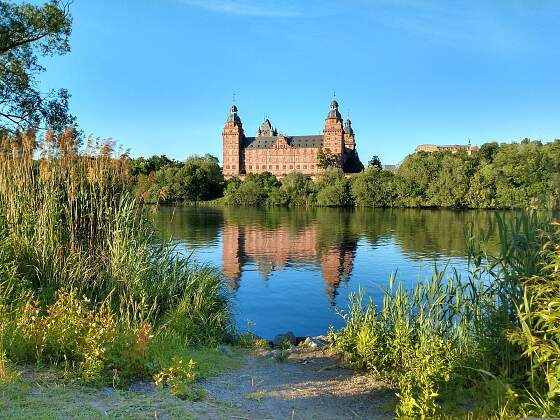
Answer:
327;100;342;120
227;104;241;125
344;118;354;135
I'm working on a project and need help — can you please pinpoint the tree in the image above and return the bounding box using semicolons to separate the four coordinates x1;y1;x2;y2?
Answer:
276;172;315;206
343;149;364;173
317;148;338;169
351;167;395;207
316;167;352;207
478;142;499;163
1;1;74;132
129;154;182;176
368;155;382;169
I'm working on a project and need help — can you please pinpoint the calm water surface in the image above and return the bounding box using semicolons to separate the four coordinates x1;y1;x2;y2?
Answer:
153;207;504;339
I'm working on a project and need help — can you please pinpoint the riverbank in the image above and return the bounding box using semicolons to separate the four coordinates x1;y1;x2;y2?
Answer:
0;344;395;420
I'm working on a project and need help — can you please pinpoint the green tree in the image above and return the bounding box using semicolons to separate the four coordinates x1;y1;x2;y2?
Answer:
351;167;395;207
244;172;280;195
316;167;352;207
317;147;338;169
276;172;316;206
134;154;223;203
426;153;473;207
225;180;267;206
1;1;74;132
478;142;499;163
343;149;364;173
129;155;182;176
367;155;382;169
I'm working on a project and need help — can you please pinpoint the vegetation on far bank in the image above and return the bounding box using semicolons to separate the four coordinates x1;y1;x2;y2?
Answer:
131;139;560;210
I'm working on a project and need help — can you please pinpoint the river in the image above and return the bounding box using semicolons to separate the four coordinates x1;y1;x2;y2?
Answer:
153;207;505;339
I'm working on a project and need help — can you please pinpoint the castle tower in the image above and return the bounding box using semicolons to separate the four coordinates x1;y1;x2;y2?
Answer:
323;100;344;164
344;118;355;151
223;104;244;177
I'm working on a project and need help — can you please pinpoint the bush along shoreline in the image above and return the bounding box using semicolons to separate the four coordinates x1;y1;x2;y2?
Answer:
130;138;560;210
330;211;560;418
0;130;235;396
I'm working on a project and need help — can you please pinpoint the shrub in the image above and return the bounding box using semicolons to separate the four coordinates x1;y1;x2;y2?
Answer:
15;290;117;382
332;212;560;418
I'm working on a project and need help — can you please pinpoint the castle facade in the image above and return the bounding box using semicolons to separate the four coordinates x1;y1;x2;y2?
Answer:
222;99;357;178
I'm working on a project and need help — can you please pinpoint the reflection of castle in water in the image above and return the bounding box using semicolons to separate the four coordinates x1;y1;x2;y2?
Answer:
222;223;357;303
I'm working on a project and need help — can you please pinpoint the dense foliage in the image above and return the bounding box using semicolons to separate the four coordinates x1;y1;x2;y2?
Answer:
132;139;560;209
0;0;75;132
331;212;560;418
133;154;224;204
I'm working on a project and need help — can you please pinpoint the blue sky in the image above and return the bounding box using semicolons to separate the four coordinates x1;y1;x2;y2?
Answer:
40;0;560;164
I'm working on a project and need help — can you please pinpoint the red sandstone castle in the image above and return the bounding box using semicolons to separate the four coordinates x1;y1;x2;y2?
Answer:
222;99;357;178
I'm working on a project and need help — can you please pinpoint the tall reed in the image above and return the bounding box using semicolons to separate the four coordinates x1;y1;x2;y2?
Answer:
332;211;559;418
0;130;233;381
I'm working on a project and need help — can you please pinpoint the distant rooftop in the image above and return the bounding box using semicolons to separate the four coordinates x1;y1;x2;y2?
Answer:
415;144;480;153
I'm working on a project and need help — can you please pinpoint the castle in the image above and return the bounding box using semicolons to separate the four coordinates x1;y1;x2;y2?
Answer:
222;99;358;178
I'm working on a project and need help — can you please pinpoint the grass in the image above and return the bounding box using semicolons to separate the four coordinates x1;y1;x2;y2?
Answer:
0;377;222;419
331;211;560;418
0;130;236;394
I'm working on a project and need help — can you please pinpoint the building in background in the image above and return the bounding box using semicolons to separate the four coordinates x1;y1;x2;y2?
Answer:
222;99;359;178
415;143;480;155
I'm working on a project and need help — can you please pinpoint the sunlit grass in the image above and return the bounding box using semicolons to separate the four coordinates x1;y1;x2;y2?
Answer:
0;129;234;387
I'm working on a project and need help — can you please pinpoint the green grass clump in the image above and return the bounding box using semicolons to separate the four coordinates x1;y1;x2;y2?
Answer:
331;211;560;418
0;130;235;387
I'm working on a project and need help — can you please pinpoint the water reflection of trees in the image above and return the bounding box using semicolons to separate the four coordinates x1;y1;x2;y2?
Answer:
152;206;224;246
154;206;507;300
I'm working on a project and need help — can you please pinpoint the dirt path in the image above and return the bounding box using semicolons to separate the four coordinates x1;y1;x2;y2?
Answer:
200;348;395;420
3;347;394;419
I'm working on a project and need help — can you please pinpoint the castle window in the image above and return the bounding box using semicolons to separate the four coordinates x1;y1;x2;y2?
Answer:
290;165;293;169
296;165;300;169
226;165;230;169
276;165;279;170
269;165;272;169
303;165;307;169
283;165;286;169
249;165;252;169
310;165;314;169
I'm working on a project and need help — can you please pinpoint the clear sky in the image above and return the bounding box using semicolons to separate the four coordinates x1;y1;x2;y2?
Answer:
40;0;560;164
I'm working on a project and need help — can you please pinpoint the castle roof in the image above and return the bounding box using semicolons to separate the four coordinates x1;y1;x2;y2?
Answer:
244;135;323;149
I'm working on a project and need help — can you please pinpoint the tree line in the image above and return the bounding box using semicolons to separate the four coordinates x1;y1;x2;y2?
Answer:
131;139;560;209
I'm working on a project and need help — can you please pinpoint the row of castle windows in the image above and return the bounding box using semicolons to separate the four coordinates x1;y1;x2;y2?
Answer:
243;156;317;163
246;164;315;170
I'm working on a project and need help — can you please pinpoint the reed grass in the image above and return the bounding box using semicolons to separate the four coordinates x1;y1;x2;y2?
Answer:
0;129;233;384
332;210;560;418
